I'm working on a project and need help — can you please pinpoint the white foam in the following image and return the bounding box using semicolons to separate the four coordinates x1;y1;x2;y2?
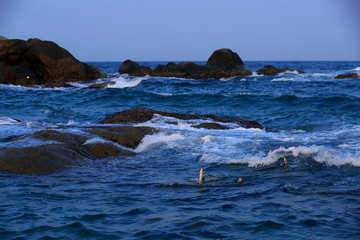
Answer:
135;133;185;153
106;76;146;89
272;77;295;82
353;67;360;71
83;137;107;145
0;117;20;125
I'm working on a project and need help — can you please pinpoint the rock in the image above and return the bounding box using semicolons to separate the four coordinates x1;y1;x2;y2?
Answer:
192;123;228;130
0;38;106;86
0;127;157;174
334;73;358;79
205;48;252;78
86;126;158;149
119;59;151;77
256;65;305;75
118;48;252;79
38;82;74;88
0;36;8;40
89;81;116;89
100;108;263;129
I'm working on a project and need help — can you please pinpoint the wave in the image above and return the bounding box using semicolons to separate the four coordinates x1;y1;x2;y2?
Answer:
272;77;295;82
106;76;146;89
0;117;21;125
226;145;360;168
135;132;185;153
353;67;360;71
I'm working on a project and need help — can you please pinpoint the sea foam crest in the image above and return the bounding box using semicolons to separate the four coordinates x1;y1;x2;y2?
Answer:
106;76;147;89
0;117;20;125
135;132;185;153
353;67;360;71
227;145;360;168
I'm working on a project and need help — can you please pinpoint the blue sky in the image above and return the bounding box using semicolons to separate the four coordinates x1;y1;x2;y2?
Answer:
1;0;359;61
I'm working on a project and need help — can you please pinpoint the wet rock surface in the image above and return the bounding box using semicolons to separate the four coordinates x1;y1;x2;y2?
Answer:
256;65;305;75
119;48;252;79
0;38;105;86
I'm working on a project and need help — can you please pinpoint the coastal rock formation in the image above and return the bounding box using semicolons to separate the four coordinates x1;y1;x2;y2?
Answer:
100;108;263;129
256;65;305;75
0;126;156;174
0;38;105;86
334;73;359;79
119;48;252;79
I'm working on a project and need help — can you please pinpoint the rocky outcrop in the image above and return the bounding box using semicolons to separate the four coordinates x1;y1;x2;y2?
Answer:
334;73;358;79
256;65;305;75
0;38;106;86
119;48;252;79
100;108;263;129
0;126;157;174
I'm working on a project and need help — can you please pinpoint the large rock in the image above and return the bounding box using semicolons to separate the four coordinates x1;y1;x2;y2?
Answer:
119;59;151;77
118;48;252;79
256;65;305;75
0;126;157;174
100;108;263;129
0;38;106;86
334;73;358;79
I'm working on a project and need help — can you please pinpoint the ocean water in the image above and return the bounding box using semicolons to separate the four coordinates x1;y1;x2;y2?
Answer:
0;61;360;239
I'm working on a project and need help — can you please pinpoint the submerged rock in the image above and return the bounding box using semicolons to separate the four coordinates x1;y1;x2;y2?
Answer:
100;108;263;129
118;48;252;79
256;65;305;75
89;81;116;89
0;126;157;174
0;38;106;86
334;73;358;79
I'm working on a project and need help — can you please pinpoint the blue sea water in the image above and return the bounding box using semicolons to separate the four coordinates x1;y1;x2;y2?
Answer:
0;61;360;239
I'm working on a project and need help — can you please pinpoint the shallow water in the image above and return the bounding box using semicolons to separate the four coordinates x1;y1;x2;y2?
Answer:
0;61;360;239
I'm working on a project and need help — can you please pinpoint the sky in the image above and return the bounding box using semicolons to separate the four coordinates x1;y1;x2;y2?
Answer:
0;0;359;61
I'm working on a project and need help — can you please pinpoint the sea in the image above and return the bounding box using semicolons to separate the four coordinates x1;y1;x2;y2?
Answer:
0;61;359;239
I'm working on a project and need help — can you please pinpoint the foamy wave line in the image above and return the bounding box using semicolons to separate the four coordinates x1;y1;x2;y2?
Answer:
353;67;360;71
227;145;360;168
272;77;295;82
0;117;21;125
106;76;147;89
135;133;185;153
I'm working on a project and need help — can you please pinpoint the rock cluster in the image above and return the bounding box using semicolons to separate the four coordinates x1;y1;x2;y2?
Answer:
0;108;262;174
119;48;252;79
0;38;105;86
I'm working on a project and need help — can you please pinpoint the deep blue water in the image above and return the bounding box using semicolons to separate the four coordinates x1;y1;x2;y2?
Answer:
0;61;360;239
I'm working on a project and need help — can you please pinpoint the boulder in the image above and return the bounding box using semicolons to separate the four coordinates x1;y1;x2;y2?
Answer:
0;38;106;86
118;48;252;79
0;127;157;174
192;122;228;130
119;59;151;77
100;108;263;129
205;48;252;78
256;65;305;75
334;73;358;79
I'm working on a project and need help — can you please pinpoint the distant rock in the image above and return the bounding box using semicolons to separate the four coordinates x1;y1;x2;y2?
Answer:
100;108;263;129
192;122;228;130
0;38;106;86
118;48;252;79
334;73;358;79
256;65;305;75
119;59;151;77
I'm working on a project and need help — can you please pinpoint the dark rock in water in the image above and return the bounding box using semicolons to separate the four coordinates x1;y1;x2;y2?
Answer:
100;108;263;129
192;122;228;130
89;81;116;89
38;82;74;88
118;48;252;79
119;59;151;77
0;127;156;174
0;38;106;86
86;126;158;149
205;48;252;78
334;73;358;79
256;65;305;75
0;144;85;174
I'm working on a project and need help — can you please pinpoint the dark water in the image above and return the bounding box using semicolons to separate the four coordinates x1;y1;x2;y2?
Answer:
0;61;360;239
